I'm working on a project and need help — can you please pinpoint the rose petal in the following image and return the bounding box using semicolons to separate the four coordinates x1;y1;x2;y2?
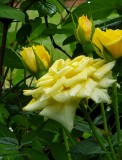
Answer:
91;88;111;104
93;61;115;79
39;100;79;131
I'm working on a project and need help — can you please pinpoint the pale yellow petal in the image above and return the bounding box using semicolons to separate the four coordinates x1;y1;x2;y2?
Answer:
92;61;115;79
45;76;66;95
98;78;116;88
36;78;55;88
69;84;82;97
39;100;79;131
23;87;43;96
64;69;87;87
93;59;106;68
77;58;93;72
52;91;71;103
91;88;111;104
23;99;43;111
77;78;97;98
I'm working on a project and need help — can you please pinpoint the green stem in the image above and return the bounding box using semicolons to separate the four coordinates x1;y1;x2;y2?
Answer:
0;75;31;99
81;105;112;160
65;129;76;146
44;16;71;59
62;127;72;160
0;20;10;93
113;83;120;144
57;0;70;14
112;80;122;152
100;103;117;160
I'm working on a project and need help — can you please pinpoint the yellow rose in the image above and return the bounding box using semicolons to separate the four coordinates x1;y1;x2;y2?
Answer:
92;28;122;59
75;15;93;44
23;55;115;131
20;45;50;74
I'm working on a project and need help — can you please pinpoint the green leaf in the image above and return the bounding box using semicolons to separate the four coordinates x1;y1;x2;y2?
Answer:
16;23;32;45
0;137;18;146
21;131;36;147
29;18;45;41
71;139;105;159
35;130;55;145
43;120;61;133
65;0;120;24
11;115;30;128
0;104;9;124
13;156;24;160
74;118;91;133
63;35;76;45
65;2;91;24
6;31;16;48
20;0;33;11
0;0;10;4
0;123;16;138
50;143;67;160
0;125;19;159
113;130;122;146
42;28;73;36
32;138;43;151
95;16;122;29
91;0;117;20
6;105;20;116
22;149;48;160
12;69;25;85
25;112;44;127
31;151;49;160
93;107;112;125
47;0;64;13
0;143;18;156
37;1;57;17
4;48;24;69
0;5;25;23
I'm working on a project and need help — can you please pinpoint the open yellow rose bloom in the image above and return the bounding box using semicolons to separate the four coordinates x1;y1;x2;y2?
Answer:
92;28;122;59
23;55;115;131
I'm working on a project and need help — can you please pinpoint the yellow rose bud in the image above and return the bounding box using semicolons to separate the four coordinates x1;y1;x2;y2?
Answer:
23;55;115;131
75;15;93;44
92;28;122;59
20;45;50;74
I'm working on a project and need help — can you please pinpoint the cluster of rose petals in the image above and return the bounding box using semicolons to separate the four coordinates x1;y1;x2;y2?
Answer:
23;55;115;131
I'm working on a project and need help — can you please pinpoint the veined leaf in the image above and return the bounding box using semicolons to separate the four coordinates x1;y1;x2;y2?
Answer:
0;137;18;146
71;139;106;159
0;5;25;23
36;1;57;17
